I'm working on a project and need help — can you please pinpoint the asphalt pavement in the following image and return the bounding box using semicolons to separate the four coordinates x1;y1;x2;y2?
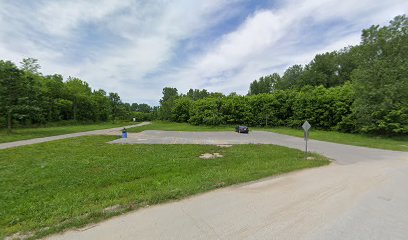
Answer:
5;126;406;240
45;130;408;239
0;122;150;150
110;130;407;165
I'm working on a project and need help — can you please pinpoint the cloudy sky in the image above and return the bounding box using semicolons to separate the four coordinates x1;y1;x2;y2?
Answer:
1;0;407;105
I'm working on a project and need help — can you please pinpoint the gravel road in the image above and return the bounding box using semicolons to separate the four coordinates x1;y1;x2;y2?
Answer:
45;130;408;240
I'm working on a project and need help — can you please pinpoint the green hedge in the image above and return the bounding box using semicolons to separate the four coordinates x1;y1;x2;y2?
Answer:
171;83;354;130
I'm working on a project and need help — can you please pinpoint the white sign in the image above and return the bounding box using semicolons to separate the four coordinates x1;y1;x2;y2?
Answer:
302;121;311;132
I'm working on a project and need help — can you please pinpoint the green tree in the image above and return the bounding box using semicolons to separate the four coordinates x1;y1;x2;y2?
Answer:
109;92;122;123
159;87;178;120
93;89;111;121
20;58;41;74
275;65;304;90
65;77;93;121
136;103;152;113
352;15;408;134
248;73;280;95
41;74;65;121
0;61;25;131
186;89;210;100
172;97;193;122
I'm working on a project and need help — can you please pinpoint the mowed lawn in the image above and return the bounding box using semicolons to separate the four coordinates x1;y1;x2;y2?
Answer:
0;136;329;239
128;121;408;152
0;121;134;144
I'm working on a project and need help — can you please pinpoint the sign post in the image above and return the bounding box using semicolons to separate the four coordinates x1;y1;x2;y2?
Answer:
302;121;311;154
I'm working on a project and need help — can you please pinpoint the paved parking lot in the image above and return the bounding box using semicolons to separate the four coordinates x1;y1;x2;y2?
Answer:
110;130;407;165
50;130;408;240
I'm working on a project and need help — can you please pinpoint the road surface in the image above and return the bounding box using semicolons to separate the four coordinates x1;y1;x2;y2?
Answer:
0;122;150;150
45;130;408;240
110;130;407;165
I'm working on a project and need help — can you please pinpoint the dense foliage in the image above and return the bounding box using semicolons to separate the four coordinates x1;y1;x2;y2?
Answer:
351;15;408;134
170;84;354;131
0;59;152;130
164;15;408;135
1;15;406;135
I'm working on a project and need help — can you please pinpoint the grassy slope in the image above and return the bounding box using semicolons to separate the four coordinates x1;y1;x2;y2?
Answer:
0;136;328;239
0;121;134;143
255;127;408;152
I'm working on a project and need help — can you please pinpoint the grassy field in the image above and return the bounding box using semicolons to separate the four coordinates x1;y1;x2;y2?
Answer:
128;121;408;152
256;127;408;152
0;121;134;144
0;136;328;239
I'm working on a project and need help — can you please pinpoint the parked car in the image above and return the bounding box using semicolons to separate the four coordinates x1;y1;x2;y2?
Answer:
235;126;249;134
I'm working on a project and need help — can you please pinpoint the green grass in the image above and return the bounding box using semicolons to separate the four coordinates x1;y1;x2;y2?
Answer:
127;121;234;133
0;136;328;239
255;127;408;152
0;121;135;144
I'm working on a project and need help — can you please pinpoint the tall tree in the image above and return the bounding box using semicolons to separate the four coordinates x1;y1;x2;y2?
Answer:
186;89;210;100
248;73;280;95
275;65;304;90
93;89;111;121
65;77;92;121
0;61;26;131
41;74;65;121
20;58;41;74
137;103;152;113
159;87;178;120
109;92;122;123
352;15;408;134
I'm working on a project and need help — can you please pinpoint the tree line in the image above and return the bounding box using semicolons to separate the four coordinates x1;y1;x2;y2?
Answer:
0;59;153;131
2;15;406;135
159;15;408;135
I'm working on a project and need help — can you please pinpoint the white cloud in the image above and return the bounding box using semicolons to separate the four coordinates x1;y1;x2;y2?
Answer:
165;0;408;97
0;0;407;105
37;0;133;37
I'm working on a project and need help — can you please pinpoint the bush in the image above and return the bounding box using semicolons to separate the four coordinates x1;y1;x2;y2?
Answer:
189;98;225;125
172;84;355;130
131;112;153;122
172;97;193;122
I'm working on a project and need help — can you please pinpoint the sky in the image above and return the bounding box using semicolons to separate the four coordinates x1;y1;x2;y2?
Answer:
0;0;407;105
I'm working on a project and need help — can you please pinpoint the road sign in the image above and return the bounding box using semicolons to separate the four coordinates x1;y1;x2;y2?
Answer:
302;121;311;132
302;121;311;153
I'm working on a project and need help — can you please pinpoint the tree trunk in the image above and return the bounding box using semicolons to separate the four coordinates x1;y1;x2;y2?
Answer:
48;101;53;122
7;110;12;133
73;103;77;121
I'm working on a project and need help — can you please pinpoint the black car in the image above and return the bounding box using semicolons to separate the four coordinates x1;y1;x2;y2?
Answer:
235;126;249;134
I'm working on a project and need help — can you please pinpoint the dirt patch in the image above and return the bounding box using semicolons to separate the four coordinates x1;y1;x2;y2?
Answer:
103;204;125;214
5;231;34;240
217;144;233;148
306;156;316;160
214;181;226;188
199;153;223;159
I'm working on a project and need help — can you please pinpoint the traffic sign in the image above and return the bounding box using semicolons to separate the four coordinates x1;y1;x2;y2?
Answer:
302;121;311;132
302;121;311;154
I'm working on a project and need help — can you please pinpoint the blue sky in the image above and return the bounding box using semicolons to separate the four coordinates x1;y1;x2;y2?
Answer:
0;0;407;105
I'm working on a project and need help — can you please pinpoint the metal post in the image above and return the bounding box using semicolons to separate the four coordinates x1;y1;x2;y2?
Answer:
302;121;311;156
305;138;308;154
